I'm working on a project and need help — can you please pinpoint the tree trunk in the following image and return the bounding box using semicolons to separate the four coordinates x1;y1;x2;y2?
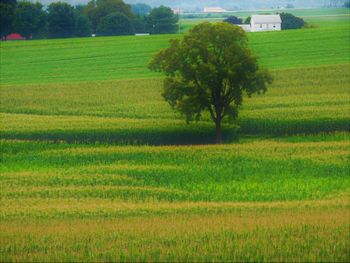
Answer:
215;118;222;144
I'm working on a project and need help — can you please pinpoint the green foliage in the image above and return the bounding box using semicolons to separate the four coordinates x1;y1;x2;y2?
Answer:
14;1;46;39
47;2;76;38
97;12;134;36
132;15;147;33
1;134;349;202
131;3;151;16
0;0;17;38
223;16;243;24
74;13;92;37
84;0;133;33
149;22;272;143
280;12;305;30
244;16;251;24
146;5;178;34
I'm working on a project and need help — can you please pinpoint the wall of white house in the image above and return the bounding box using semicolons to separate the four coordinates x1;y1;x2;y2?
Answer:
251;23;281;32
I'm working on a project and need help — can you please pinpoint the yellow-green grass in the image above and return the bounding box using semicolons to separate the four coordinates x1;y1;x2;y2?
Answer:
1;137;350;259
1;199;349;262
0;16;349;84
1;13;350;262
1;64;349;144
1;134;349;203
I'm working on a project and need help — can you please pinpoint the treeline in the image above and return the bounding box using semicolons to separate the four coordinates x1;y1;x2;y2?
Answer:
0;0;179;40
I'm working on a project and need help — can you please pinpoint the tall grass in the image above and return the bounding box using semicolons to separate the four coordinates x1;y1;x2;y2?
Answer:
1;64;348;143
1;134;349;203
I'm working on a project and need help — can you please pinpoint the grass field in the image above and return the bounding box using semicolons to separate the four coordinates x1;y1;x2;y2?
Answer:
1;10;349;84
0;8;350;262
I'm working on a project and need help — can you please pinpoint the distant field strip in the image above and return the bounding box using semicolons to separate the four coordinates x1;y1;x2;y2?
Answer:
0;18;349;84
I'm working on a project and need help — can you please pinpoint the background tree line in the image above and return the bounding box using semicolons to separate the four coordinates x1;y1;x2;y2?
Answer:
0;0;179;40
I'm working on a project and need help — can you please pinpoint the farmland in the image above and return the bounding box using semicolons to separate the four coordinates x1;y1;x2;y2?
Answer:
1;8;350;262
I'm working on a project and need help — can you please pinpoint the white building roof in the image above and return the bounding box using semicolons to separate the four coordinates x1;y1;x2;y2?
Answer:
251;15;282;24
204;7;227;13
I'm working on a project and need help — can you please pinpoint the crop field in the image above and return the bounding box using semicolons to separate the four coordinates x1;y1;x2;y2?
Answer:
1;9;349;84
0;8;350;262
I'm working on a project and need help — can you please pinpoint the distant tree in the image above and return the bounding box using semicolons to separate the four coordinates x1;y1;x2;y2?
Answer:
75;13;92;37
84;0;133;33
97;12;134;36
344;1;350;7
47;2;76;38
132;15;147;33
244;16;251;24
14;1;46;39
149;22;272;143
131;3;151;16
146;5;178;34
75;4;86;13
280;12;305;30
223;16;242;25
0;0;17;39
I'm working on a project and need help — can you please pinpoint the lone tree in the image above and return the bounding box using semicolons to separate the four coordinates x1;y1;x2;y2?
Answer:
149;22;272;144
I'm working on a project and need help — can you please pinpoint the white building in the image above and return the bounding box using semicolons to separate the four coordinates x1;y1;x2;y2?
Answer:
238;24;251;32
250;15;282;32
203;7;227;13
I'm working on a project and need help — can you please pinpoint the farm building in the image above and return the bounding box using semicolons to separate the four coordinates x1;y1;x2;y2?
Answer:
203;7;227;13
250;15;282;32
3;33;27;40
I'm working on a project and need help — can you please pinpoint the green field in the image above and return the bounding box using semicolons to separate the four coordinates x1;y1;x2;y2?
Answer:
1;8;350;262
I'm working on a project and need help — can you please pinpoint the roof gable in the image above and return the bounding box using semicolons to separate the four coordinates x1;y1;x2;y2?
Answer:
251;15;282;24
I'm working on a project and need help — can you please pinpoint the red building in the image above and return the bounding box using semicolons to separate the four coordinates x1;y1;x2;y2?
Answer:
4;33;27;40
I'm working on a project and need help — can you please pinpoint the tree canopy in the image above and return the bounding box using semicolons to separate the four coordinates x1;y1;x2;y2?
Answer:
84;0;133;33
97;12;133;36
223;16;243;25
131;3;151;16
14;1;46;39
0;0;17;38
47;2;76;38
280;13;305;30
146;5;178;34
75;13;92;37
149;22;272;143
